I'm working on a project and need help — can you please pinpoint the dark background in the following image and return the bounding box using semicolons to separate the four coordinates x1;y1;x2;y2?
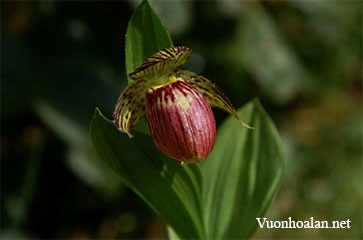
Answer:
1;0;362;239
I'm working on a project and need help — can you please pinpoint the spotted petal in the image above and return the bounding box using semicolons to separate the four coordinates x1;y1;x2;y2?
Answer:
129;46;192;81
113;79;148;138
179;70;254;129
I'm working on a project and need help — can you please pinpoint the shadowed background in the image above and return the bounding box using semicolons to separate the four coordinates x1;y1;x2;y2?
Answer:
1;0;362;239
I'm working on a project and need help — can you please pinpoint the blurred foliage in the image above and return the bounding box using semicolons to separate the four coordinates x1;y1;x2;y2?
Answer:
1;0;361;239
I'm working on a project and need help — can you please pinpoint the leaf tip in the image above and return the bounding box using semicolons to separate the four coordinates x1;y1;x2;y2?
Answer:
94;106;101;115
91;107;102;126
240;119;255;129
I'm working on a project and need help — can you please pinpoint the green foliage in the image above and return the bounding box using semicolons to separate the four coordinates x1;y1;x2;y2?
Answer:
91;100;284;239
91;108;205;239
125;0;173;83
91;0;283;239
202;100;284;239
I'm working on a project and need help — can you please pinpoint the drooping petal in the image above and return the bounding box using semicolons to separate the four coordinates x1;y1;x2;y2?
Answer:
113;79;148;138
179;70;254;129
129;46;192;81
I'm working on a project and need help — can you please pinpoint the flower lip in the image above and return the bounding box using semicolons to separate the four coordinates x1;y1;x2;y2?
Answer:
146;79;216;163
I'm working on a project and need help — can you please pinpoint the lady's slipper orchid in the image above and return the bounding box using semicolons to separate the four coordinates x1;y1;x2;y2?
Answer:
113;46;252;163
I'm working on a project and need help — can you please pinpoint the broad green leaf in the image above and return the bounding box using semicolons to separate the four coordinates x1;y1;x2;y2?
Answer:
202;99;284;239
90;108;206;239
125;0;173;83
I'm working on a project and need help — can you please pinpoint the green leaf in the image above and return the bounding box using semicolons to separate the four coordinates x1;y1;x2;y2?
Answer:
125;0;173;83
90;108;206;239
201;99;284;239
167;226;181;240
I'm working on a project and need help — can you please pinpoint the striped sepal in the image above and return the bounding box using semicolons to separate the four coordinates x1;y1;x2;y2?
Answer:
113;79;148;138
179;70;254;129
129;46;192;81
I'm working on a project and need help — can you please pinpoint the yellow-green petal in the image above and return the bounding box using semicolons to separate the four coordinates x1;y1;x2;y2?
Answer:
113;80;148;137
179;70;254;129
129;46;192;81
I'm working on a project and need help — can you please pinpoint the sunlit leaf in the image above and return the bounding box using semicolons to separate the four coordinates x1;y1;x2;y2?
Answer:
202;99;284;239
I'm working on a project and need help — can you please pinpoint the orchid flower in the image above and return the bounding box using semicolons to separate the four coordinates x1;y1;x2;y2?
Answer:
113;46;253;163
